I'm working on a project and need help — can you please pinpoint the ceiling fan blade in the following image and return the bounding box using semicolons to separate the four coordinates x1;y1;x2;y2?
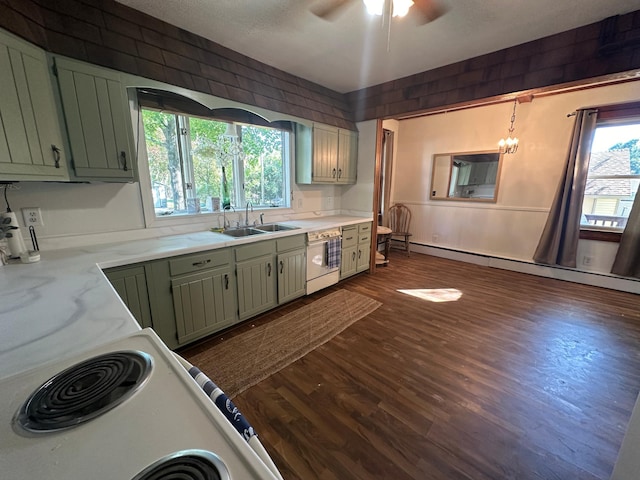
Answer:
412;0;448;25
310;0;357;20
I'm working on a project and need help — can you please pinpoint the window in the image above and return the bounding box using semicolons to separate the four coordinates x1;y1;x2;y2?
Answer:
141;108;290;218
580;116;640;234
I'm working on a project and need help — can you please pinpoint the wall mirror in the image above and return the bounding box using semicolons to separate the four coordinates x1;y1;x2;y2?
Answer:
430;150;503;202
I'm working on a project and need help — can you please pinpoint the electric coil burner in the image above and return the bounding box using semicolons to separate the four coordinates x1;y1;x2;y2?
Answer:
16;350;152;432
133;450;230;480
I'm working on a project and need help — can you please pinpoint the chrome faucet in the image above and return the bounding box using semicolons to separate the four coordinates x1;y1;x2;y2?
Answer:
260;212;265;225
245;201;253;226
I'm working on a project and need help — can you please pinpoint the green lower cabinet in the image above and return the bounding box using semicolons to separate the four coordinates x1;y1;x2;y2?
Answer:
104;265;152;329
236;253;277;320
340;245;358;279
171;266;237;346
357;223;372;273
356;244;370;272
277;248;306;304
340;222;371;277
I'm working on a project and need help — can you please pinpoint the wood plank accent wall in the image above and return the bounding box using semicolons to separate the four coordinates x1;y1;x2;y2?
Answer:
0;0;356;129
346;11;640;122
1;1;639;127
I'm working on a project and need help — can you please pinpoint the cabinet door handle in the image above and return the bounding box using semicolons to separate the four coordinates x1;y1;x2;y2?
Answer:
192;259;211;267
338;168;342;178
279;260;284;274
267;262;272;277
332;168;336;178
120;151;128;171
345;236;353;241
358;250;362;259
352;251;356;261
224;273;229;290
51;145;61;168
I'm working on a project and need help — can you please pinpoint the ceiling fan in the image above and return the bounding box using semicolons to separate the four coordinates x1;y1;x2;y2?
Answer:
310;0;446;25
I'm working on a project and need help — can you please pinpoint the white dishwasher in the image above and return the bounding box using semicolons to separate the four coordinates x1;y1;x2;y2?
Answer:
306;228;342;294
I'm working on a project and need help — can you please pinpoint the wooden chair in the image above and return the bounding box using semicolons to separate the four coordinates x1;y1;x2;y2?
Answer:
388;204;412;256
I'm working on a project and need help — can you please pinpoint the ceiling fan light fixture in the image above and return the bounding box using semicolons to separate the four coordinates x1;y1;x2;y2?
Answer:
363;0;415;17
392;0;414;17
363;0;384;15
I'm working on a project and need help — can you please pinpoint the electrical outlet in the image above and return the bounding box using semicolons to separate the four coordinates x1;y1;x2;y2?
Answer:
582;255;593;266
432;234;439;243
297;198;303;209
22;207;43;227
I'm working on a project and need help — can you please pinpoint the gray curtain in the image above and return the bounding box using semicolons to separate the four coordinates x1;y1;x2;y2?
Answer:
611;192;640;277
533;109;598;267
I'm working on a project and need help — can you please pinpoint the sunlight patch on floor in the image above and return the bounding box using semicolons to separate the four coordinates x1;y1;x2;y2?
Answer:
397;288;463;303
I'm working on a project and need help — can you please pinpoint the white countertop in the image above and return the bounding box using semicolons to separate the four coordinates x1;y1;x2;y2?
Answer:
0;215;371;380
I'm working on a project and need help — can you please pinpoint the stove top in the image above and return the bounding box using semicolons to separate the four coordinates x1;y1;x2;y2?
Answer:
0;329;277;479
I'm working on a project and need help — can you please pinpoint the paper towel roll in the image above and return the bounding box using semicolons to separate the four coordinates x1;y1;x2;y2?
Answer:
1;212;27;258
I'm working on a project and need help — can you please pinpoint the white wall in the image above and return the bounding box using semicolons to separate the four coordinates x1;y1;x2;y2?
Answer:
4;179;352;251
388;81;640;277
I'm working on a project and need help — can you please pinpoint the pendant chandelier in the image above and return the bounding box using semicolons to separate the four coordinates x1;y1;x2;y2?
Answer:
215;123;244;166
363;0;414;17
499;100;519;154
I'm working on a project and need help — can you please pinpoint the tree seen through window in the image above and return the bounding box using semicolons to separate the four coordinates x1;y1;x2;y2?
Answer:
142;109;288;216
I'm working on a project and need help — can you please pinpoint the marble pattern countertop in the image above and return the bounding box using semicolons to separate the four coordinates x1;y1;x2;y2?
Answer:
0;215;371;380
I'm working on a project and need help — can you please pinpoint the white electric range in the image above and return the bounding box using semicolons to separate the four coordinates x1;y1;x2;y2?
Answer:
0;328;280;480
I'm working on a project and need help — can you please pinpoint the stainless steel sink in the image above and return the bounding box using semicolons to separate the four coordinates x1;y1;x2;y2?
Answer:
255;223;300;232
221;227;268;237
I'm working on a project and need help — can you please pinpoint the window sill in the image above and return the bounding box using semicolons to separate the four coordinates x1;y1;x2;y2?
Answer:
580;229;622;242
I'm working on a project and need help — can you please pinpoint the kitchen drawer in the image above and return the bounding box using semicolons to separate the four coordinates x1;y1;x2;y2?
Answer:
169;248;230;276
358;223;372;234
342;226;357;247
276;234;305;252
234;240;276;262
358;233;371;245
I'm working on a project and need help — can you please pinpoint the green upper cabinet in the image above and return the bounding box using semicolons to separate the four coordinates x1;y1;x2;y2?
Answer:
54;56;136;182
0;30;69;181
295;123;358;185
309;123;338;183
337;129;358;184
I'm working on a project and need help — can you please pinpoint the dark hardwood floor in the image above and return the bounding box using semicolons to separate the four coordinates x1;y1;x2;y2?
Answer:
181;252;640;480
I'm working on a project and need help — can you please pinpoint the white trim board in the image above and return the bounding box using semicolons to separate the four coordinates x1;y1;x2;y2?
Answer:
410;243;640;295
